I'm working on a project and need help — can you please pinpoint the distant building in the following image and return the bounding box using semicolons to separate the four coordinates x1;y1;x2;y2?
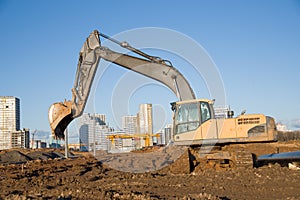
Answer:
117;104;154;149
122;115;137;134
78;113;111;151
157;124;173;145
31;140;47;149
79;124;89;151
48;134;62;149
11;128;30;149
137;104;153;134
0;96;21;150
95;114;106;125
164;124;173;145
134;104;153;147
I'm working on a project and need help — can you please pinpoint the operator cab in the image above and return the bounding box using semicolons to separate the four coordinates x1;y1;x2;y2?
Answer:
171;99;215;135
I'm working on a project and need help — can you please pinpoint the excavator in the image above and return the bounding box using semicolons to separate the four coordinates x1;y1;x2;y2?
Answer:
48;30;277;169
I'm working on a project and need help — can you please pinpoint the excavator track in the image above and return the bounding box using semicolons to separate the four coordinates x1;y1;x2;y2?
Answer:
168;141;300;174
172;145;255;173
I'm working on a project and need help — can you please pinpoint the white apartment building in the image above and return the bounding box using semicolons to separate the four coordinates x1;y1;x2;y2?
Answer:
137;103;153;134
122;115;137;134
78;113;111;151
156;124;173;145
0;96;21;150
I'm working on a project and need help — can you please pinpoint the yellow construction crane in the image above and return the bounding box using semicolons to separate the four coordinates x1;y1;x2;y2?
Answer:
107;133;160;148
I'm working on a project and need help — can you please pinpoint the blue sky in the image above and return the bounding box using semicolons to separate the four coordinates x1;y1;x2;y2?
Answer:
0;0;300;134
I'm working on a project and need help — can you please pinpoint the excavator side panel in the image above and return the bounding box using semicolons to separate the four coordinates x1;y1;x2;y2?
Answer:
201;119;218;140
234;114;276;142
174;113;277;145
217;118;237;139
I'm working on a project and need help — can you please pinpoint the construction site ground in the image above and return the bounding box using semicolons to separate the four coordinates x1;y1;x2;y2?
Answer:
1;141;300;200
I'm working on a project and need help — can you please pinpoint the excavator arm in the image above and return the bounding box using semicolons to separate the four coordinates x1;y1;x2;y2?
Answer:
49;30;195;139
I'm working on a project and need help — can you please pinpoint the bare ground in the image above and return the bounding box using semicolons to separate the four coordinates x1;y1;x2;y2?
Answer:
1;141;300;200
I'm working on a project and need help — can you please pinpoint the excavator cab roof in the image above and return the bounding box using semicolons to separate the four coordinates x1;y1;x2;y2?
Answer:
172;98;215;106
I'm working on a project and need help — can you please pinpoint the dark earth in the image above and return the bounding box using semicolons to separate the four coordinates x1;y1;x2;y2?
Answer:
1;141;300;200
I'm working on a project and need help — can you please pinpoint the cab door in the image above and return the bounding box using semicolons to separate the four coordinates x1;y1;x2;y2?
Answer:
200;101;218;140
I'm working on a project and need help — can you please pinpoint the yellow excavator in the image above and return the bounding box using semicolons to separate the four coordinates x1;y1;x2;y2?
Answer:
48;30;277;168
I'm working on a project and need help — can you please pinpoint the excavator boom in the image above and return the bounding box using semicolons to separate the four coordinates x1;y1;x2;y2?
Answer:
49;30;195;139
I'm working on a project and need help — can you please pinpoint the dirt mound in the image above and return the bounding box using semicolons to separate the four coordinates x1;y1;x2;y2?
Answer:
96;145;187;173
0;149;78;165
0;150;32;164
28;150;73;160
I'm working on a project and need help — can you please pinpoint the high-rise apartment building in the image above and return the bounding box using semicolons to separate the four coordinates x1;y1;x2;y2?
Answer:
78;113;110;151
164;124;173;145
137;104;153;134
122;115;137;134
0;96;21;150
156;124;173;145
95;114;106;125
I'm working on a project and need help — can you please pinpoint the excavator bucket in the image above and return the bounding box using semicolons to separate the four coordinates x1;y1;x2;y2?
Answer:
48;100;73;139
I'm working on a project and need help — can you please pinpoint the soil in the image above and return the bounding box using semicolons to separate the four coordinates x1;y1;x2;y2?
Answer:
1;141;300;200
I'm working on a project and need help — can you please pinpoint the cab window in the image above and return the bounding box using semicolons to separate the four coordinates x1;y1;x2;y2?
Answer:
200;101;211;123
175;102;200;134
